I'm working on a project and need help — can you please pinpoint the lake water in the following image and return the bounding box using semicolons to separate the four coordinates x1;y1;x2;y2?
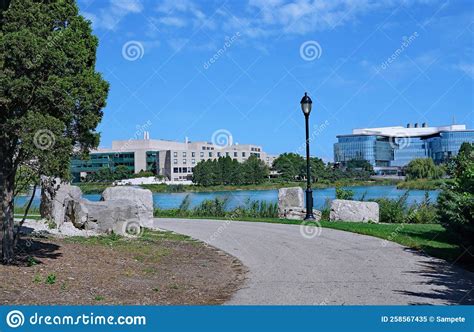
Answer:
16;185;439;211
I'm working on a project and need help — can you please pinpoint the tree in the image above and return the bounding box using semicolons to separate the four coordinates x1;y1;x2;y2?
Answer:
242;155;269;184
114;165;132;180
0;0;109;263
310;157;327;182
346;159;374;174
272;153;304;180
437;143;473;245
404;158;443;180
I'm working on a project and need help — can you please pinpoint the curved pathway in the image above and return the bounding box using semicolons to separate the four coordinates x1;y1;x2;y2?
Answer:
154;218;473;305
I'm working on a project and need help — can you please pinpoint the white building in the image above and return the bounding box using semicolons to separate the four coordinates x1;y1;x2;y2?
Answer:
72;132;277;182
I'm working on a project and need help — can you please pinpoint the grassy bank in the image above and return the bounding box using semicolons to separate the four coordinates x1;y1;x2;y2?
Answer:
73;178;401;194
396;178;451;190
140;178;398;193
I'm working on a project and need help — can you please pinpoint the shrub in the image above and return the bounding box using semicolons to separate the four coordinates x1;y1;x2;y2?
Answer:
406;192;438;224
335;187;354;200
45;273;56;285
374;191;409;223
437;142;474;245
320;199;331;220
194;198;228;217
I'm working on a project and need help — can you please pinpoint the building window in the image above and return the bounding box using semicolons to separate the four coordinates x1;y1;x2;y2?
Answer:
173;167;178;173
209;152;213;157
242;152;246;157
183;159;187;164
192;159;196;164
217;152;221;157
234;152;238;157
200;152;204;157
173;152;178;157
173;159;178;164
183;152;187;157
191;152;195;157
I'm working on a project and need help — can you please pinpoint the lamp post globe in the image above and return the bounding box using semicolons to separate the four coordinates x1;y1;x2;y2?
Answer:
300;92;312;115
301;92;315;220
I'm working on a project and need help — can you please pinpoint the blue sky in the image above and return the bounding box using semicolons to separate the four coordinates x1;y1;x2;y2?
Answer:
78;0;473;161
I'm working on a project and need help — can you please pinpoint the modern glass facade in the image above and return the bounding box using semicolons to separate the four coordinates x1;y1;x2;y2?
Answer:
71;152;135;182
428;131;474;163
334;129;474;172
334;136;393;167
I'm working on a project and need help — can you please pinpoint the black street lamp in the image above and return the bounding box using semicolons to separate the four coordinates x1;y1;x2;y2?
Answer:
300;92;315;220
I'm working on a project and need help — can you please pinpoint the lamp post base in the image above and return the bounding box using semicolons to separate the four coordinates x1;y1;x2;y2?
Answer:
304;189;315;220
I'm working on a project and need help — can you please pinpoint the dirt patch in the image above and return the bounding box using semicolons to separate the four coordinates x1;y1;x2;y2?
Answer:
0;230;246;305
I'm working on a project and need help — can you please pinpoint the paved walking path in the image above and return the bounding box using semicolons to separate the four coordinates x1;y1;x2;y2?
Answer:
154;218;473;305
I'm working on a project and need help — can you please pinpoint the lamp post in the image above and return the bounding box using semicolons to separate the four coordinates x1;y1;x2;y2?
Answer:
300;92;315;220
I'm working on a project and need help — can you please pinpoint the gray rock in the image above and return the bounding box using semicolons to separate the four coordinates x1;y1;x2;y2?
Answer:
102;186;153;228
278;187;304;213
40;177;82;227
329;199;379;223
66;198;141;233
279;207;321;221
277;187;320;220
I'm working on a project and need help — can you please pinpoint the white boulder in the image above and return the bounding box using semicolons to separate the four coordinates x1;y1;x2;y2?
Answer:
277;187;321;220
40;177;82;227
101;186;154;228
329;199;379;223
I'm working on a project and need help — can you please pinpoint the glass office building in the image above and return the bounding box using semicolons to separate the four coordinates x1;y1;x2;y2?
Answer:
334;124;474;174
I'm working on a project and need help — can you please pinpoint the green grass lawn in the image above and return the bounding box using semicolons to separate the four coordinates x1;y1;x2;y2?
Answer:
396;178;452;190
156;215;471;270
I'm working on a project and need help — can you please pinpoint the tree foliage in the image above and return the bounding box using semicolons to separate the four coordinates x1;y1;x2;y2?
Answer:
437;143;474;245
404;158;444;180
192;156;269;186
271;154;372;182
0;0;109;263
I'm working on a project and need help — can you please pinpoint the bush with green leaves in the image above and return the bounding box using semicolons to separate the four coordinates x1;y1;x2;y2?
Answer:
437;142;474;245
154;196;279;219
335;187;354;200
404;158;444;180
373;191;438;224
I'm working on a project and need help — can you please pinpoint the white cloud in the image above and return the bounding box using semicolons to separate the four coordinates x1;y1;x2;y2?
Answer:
455;63;474;78
159;16;188;28
85;0;143;31
236;0;439;36
155;0;215;30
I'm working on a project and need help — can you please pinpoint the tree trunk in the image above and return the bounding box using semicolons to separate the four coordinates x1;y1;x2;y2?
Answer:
13;183;36;248
0;155;16;264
